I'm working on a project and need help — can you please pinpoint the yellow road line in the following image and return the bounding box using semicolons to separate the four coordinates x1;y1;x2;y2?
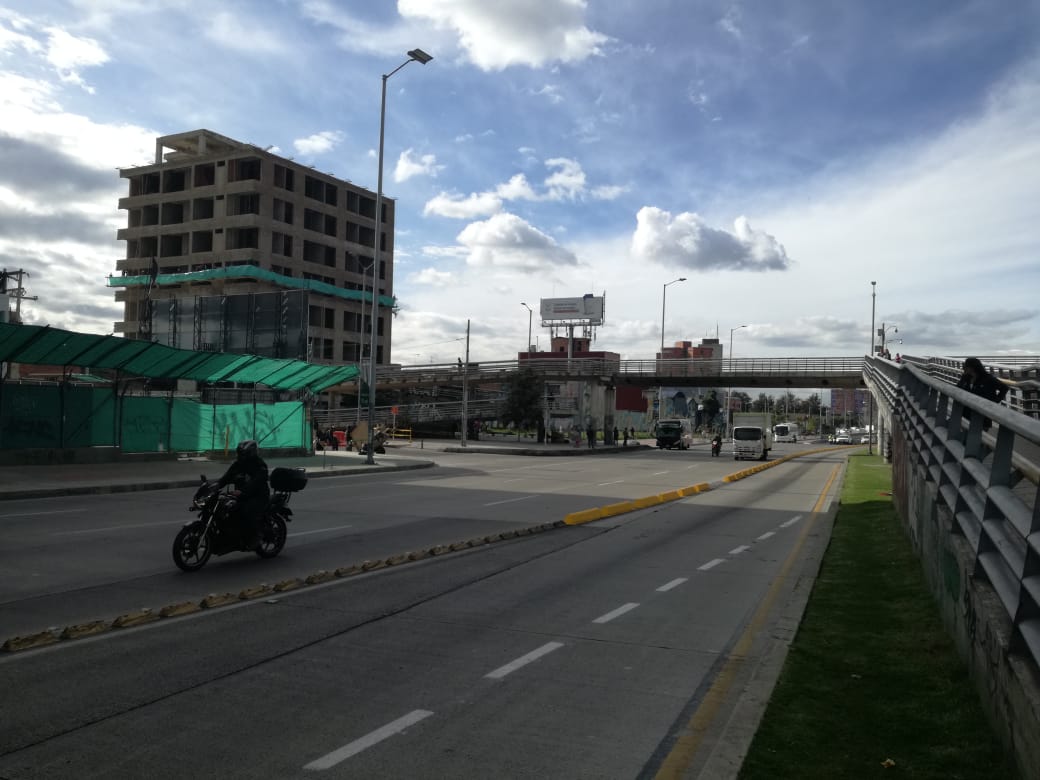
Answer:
653;461;842;779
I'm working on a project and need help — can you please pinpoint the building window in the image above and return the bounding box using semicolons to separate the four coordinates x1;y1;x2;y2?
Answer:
228;157;262;182
226;227;258;250
274;164;295;191
163;168;188;193
273;198;294;224
229;192;260;216
161;201;188;225
194;164;215;187
191;231;213;253
303;208;323;232
271;232;293;258
193;198;215;220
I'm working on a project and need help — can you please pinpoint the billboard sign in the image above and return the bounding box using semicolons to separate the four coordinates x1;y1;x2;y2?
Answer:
540;295;605;325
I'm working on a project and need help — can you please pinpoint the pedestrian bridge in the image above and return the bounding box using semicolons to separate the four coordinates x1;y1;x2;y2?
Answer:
369;356;868;391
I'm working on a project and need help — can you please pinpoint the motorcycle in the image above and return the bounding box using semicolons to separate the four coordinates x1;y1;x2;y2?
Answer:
172;466;308;572
711;437;722;457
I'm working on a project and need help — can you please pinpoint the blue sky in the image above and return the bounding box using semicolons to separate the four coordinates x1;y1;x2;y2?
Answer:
1;0;1038;363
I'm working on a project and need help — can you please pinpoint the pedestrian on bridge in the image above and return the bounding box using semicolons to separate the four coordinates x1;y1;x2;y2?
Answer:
957;357;1008;429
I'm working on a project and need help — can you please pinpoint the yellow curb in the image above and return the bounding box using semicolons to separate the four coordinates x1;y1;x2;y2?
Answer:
407;550;430;561
660;489;682;502
274;577;305;591
600;501;637;518
112;608;159;629
160;601;203;617
336;564;363;577
384;554;409;566
2;630;59;653
515;528;531;537
430;544;452;555
450;541;470;551
61;620;112;640
564;507;604;525
361;560;386;571
306;570;336;584
499;530;519;539
201;592;239;609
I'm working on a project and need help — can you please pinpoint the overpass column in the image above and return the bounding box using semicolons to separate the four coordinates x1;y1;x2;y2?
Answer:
878;410;887;462
603;384;616;445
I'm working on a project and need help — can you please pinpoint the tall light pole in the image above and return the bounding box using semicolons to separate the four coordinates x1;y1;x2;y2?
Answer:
521;302;533;356
869;281;876;454
726;324;748;433
659;277;686;419
365;47;433;465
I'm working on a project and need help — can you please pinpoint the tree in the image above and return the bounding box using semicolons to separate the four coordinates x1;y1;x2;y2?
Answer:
500;367;543;432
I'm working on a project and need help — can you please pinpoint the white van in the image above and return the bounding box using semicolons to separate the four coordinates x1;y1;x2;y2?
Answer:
655;418;693;450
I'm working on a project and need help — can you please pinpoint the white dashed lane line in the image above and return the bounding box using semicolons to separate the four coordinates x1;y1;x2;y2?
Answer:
780;515;803;528
656;577;688;592
50;519;181;536
289;524;353;538
729;545;750;555
483;495;538;507
697;558;726;571
304;710;434;771
485;642;565;680
592;603;641;624
597;480;625;486
2;509;86;519
756;531;776;541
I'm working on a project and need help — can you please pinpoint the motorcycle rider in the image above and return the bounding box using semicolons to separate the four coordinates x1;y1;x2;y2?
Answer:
217;440;270;548
711;432;722;456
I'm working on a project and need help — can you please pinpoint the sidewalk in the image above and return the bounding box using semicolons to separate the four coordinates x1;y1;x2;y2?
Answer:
0;449;435;501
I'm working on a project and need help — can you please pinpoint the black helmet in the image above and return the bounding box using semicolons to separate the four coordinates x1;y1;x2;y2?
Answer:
236;440;259;460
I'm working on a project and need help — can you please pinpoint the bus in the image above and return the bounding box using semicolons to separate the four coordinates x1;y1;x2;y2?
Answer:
774;422;799;443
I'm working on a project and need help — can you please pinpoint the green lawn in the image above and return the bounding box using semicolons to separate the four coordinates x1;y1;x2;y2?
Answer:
739;452;1017;779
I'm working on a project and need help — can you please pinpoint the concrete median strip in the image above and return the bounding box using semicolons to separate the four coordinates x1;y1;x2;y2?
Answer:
564;446;841;526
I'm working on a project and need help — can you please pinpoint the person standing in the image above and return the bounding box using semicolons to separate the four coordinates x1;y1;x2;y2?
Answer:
956;357;1008;429
586;422;595;448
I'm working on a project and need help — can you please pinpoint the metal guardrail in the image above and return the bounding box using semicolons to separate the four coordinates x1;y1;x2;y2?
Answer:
899;355;1039;419
877;357;1040;670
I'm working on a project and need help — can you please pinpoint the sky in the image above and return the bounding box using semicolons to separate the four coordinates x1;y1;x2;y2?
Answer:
1;0;1038;365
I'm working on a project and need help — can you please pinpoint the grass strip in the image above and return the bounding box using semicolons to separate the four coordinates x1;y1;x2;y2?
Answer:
739;452;1017;779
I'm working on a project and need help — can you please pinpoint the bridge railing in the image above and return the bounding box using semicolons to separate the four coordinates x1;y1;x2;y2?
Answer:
900;355;1040;419
880;356;1040;671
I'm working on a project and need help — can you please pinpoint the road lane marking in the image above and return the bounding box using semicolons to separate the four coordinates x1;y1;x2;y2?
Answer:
657;578;688;592
597;479;625;486
729;545;750;555
653;462;842;777
593;603;640;624
652;471;670;476
698;558;726;571
51;520;182;535
485;642;565;679
289;524;353;537
304;709;434;770
484;495;537;507
756;531;776;541
780;515;803;528
2;509;86;519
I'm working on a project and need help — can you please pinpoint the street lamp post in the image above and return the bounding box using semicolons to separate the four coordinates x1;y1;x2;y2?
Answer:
365;47;432;466
521;302;533;356
725;324;748;432
869;281;876;453
659;277;686;419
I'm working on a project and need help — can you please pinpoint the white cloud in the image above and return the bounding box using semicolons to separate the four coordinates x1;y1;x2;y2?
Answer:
457;212;578;270
543;157;586;200
495;173;538;201
631;207;791;272
533;84;563;103
394;148;444;183
423;191;502;219
293;130;344;156
591;184;627;200
397;0;610;71
409;267;454;287
205;11;286;54
455;133;474;142
44;27;108;91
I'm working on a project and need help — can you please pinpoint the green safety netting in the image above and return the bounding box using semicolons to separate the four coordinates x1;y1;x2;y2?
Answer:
0;322;360;393
107;266;396;308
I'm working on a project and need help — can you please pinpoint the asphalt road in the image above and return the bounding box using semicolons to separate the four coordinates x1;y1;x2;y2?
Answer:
0;443;847;779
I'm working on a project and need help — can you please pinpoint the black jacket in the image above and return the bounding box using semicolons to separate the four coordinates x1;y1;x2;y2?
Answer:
217;456;270;502
956;372;1008;406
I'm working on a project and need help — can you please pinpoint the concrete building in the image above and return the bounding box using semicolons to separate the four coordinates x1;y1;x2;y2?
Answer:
111;129;395;367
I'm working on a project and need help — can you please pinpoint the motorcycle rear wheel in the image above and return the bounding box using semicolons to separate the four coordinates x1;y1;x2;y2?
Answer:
173;524;211;572
256;514;287;559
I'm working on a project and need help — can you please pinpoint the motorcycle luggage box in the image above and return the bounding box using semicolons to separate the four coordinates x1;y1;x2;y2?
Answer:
270;467;308;492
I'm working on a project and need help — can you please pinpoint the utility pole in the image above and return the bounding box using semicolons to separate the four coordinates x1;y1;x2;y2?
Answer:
0;269;39;324
461;319;470;448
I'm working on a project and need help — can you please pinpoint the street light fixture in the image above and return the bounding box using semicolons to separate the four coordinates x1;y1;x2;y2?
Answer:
365;47;433;466
521;302;533;356
658;277;686;420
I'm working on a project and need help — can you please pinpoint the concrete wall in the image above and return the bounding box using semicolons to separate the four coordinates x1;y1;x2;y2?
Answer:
891;422;1040;778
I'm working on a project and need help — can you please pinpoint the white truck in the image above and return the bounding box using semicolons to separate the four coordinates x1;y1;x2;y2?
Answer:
774;422;799;442
732;412;774;461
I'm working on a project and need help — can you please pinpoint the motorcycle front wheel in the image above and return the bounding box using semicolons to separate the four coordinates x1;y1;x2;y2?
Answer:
256;514;287;559
173;524;212;572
